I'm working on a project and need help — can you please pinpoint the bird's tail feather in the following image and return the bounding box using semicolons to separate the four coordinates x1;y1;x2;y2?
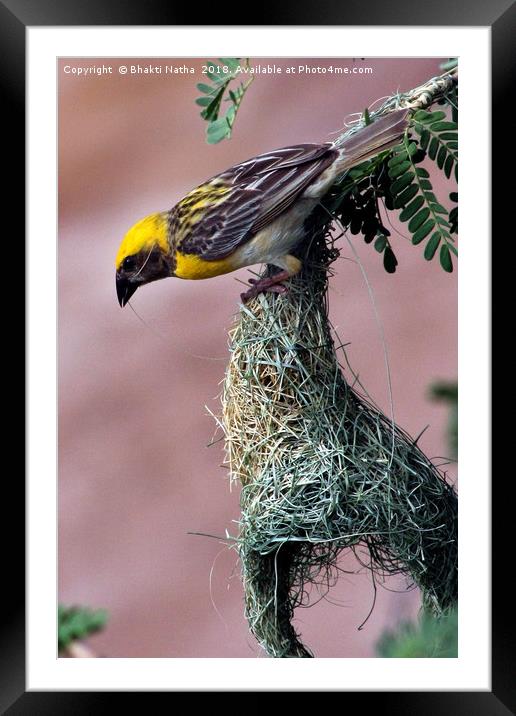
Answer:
333;108;410;171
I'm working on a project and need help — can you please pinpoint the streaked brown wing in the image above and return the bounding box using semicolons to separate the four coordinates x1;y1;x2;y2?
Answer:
179;144;337;260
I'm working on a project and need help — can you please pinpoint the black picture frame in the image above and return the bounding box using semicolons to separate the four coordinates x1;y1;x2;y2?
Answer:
10;0;504;710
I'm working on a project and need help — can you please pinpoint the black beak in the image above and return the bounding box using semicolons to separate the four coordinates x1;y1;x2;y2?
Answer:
116;274;138;307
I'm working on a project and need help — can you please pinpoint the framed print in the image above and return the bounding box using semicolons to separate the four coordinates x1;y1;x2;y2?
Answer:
10;0;504;709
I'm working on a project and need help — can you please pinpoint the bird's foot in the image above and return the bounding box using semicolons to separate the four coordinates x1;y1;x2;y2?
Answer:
240;271;291;303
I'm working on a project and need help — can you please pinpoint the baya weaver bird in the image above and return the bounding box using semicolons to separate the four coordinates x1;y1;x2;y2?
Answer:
115;109;409;306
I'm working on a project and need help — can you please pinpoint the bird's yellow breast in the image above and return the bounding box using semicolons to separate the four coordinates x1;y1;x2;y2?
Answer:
174;251;237;280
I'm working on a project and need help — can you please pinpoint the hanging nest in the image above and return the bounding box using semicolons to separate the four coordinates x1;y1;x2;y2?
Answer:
221;216;457;658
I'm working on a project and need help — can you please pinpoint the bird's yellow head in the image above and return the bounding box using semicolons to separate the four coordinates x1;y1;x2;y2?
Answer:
115;212;171;307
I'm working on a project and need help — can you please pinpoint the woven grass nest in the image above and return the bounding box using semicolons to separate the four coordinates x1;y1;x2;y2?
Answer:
221;218;458;658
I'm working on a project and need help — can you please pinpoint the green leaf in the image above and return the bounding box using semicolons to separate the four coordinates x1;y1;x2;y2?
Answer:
408;207;430;233
439;132;458;141
393;183;419;208
428;136;439;160
200;86;225;120
350;215;363;235
435;215;451;228
413;110;446;123
201;104;218;121
225;104;236;123
377;609;458;658
197;61;254;143
449;192;458;203
58;605;108;650
205;70;222;83
415;167;430;178
197;82;217;94
388;160;412;178
437;145;447;169
347;164;370;181
419;129;430;151
374;235;387;252
424;232;441;260
444;154;454;178
411;149;427;164
440;244;453;272
449;206;458;234
384;194;394;211
383;246;398;273
363;107;372;125
414;112;457;182
206;63;229;82
207;117;229;132
412;219;435;244
390;171;415;195
206;117;231;143
430;201;448;215
362;215;378;234
399;195;424;222
430;121;458;132
219;57;240;71
388;152;409;168
206;130;228;144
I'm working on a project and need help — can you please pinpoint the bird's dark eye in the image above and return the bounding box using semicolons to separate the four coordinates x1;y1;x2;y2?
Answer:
123;256;137;272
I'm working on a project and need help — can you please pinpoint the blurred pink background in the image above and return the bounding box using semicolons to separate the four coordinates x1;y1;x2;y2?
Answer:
58;57;457;658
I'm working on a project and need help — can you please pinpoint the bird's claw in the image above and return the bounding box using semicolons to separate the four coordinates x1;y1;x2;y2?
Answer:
240;277;290;303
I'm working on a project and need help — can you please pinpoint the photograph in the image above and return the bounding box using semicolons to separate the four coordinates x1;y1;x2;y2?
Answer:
57;56;459;659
